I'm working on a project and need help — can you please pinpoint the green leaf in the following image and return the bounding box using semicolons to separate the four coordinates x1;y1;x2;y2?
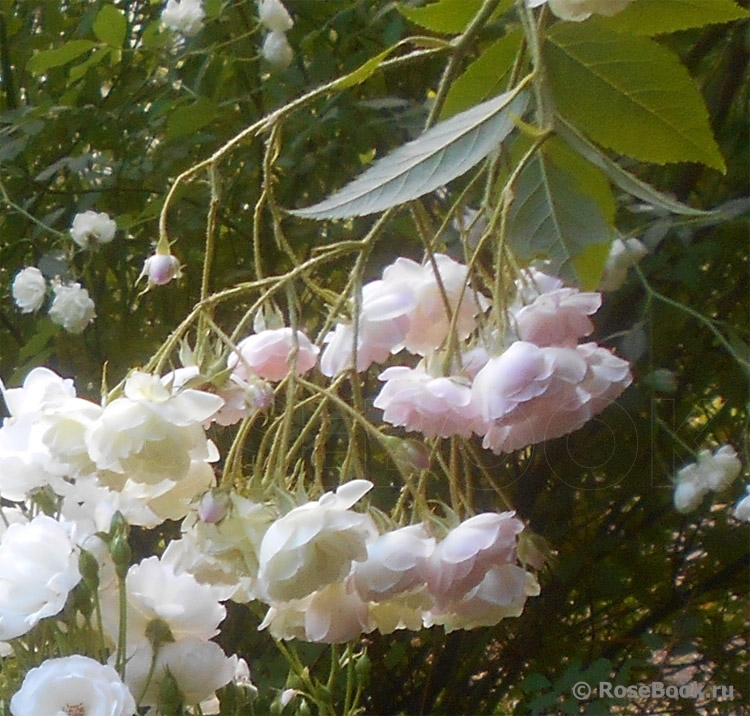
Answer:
440;29;522;119
93;5;128;48
546;22;725;171
290;89;529;220
556;118;717;216
166;97;217;141
27;40;96;74
399;0;483;34
506;152;615;285
599;0;749;36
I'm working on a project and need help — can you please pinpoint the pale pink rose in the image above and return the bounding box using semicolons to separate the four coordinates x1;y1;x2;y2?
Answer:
425;564;540;632
473;342;631;454
383;255;489;356
424;512;524;607
319;280;415;376
351;524;435;602
140;252;181;286
228;328;319;382
471;341;557;421
512;288;601;347
374;366;485;439
304;582;371;643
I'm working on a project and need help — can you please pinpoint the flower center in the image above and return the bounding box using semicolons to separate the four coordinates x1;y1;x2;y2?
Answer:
64;705;86;716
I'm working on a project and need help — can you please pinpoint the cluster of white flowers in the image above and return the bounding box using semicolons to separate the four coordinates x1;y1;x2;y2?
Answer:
258;0;294;70
162;0;205;36
527;0;636;22
673;444;742;513
10;210;115;332
0;364;257;709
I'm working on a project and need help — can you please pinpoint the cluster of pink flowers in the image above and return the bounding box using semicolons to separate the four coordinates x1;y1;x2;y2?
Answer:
372;267;632;454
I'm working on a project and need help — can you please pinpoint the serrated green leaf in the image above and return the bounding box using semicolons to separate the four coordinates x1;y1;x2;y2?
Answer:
599;0;749;36
556;118;716;216
440;29;522;119
94;5;127;48
166;97;217;141
546;22;725;171
27;40;96;74
290;90;529;220
506;152;614;285
399;0;483;34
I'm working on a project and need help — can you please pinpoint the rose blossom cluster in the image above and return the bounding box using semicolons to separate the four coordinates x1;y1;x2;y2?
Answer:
0;366;254;710
242;481;539;641
370;265;632;454
10;209;116;332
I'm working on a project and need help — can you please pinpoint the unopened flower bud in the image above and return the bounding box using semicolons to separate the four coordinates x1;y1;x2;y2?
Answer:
110;534;132;579
141;252;182;286
198;490;231;524
78;549;101;592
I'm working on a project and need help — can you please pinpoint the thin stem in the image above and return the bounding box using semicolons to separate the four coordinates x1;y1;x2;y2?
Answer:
426;0;503;128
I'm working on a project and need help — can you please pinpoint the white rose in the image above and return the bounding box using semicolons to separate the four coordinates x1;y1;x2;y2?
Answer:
257;480;378;602
0;515;81;640
599;238;648;291
162;0;205;36
69;210;117;249
529;0;635;22
122;638;236;708
85;371;223;487
48;281;96;334
11;267;46;313
10;655;136;716
258;0;293;32
100;555;229;651
261;30;294;70
352;524;435;602
304;582;371;643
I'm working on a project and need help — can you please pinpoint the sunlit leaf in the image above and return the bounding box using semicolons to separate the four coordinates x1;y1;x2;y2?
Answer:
398;0;483;34
27;40;96;74
556;119;717;216
166;97;217;141
94;5;128;48
599;0;749;36
440;30;522;119
546;22;725;171
291;90;529;220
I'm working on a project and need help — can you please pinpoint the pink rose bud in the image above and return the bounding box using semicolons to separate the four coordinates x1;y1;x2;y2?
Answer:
142;253;181;286
198;490;231;524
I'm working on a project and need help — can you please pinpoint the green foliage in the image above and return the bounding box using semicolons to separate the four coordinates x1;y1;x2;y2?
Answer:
0;0;748;714
546;21;726;171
